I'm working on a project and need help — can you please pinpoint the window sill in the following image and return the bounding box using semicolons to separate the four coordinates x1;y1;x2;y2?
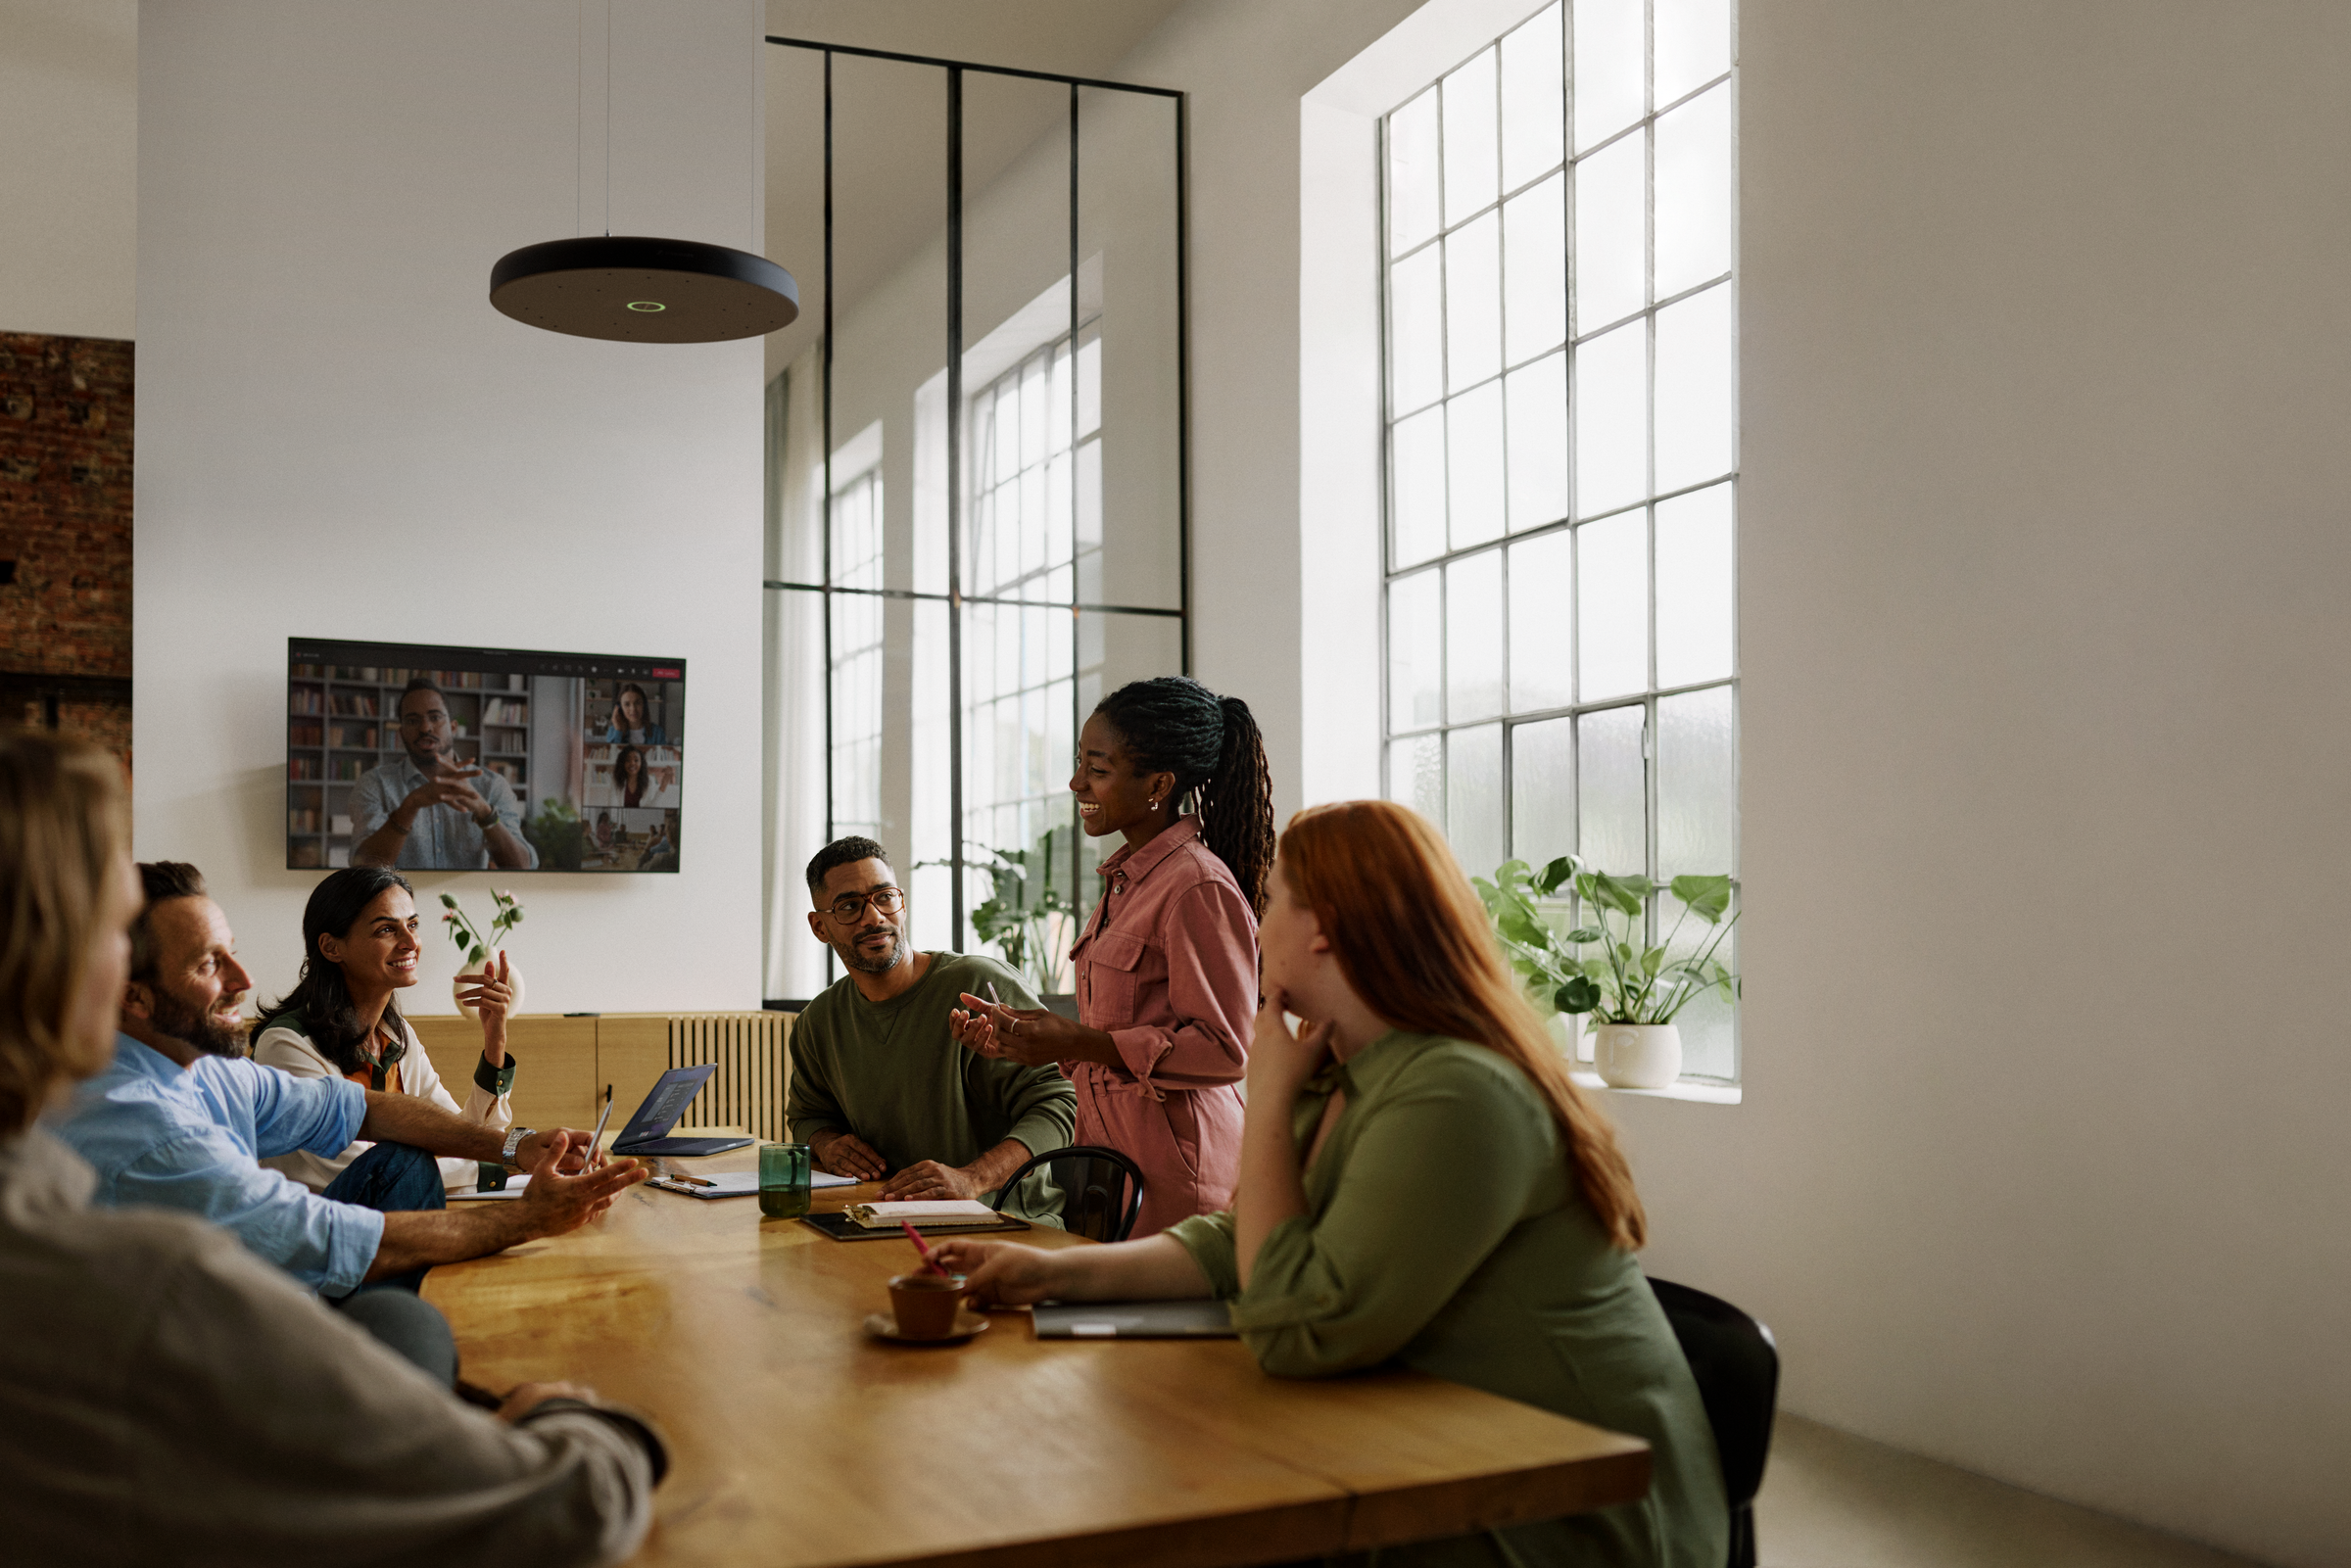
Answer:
1570;1069;1742;1106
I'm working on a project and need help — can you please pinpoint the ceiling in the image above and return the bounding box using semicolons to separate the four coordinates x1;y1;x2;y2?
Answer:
762;1;1187;82
760;0;1187;380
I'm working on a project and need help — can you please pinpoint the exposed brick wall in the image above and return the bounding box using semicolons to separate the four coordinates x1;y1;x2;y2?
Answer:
0;331;132;769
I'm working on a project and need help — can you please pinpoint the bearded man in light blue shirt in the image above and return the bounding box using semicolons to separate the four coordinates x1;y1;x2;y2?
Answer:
50;863;634;1309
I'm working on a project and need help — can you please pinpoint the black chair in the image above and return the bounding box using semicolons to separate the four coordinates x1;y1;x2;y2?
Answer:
1648;1277;1779;1568
986;1145;1146;1242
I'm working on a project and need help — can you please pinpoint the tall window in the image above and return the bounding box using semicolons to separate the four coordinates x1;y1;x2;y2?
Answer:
761;42;1186;1002
963;325;1102;879
827;464;885;841
1381;0;1739;1079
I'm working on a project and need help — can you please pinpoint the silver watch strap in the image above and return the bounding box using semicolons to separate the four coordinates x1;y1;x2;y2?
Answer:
502;1125;536;1163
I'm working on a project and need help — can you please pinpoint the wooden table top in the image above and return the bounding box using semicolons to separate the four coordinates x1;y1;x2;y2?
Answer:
424;1149;1651;1568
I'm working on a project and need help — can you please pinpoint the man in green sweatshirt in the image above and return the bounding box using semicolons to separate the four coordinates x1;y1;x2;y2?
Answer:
787;837;1075;1222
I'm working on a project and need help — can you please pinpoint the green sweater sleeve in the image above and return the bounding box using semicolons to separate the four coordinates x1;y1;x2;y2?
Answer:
1228;1050;1558;1378
1165;1211;1241;1297
993;1062;1076;1157
785;1011;848;1145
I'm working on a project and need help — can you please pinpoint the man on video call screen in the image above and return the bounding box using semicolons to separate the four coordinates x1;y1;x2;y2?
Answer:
351;678;538;871
290;641;687;874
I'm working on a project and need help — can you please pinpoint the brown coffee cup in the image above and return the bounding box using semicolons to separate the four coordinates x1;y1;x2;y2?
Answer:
888;1272;966;1339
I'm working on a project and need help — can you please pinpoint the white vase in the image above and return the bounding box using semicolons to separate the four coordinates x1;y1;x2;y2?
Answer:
1594;1022;1681;1089
452;953;525;1022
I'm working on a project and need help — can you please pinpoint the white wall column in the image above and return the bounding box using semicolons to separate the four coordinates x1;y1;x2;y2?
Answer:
137;0;768;1012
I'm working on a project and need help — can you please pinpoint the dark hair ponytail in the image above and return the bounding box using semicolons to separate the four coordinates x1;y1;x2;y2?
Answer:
1093;677;1276;915
257;867;413;1073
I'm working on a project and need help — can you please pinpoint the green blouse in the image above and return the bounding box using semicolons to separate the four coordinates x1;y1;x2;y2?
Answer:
1166;1031;1727;1568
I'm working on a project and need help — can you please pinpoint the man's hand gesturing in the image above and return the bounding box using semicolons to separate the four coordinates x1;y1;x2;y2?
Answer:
516;1131;646;1236
402;756;493;822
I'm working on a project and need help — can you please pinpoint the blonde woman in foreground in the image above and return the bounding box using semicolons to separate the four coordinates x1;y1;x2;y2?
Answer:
939;799;1727;1568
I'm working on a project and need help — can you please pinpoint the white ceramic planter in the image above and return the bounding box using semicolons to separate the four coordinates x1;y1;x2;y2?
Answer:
453;953;525;1022
1594;1022;1681;1089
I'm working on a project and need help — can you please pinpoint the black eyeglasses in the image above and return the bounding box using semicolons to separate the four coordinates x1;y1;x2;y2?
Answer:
827;886;905;923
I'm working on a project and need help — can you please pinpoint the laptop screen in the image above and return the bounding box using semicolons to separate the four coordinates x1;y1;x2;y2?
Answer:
617;1065;714;1145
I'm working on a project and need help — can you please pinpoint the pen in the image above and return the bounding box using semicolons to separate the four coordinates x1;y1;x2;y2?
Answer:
672;1174;716;1187
900;1221;953;1277
584;1091;616;1167
984;979;1022;1043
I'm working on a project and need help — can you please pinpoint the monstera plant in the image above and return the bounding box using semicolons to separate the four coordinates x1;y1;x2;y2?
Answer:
923;827;1082;998
1474;854;1740;1027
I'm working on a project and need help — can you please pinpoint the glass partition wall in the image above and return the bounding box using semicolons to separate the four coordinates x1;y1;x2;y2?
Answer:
763;40;1186;1002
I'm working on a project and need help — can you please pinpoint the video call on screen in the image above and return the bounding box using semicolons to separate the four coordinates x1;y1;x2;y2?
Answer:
286;638;687;874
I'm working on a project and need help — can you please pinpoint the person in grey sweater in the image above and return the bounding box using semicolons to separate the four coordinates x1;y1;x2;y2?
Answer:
0;728;664;1567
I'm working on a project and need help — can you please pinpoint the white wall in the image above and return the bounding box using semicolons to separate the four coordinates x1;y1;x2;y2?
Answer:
1622;6;2351;1561
136;0;768;1014
1300;2;2351;1565
0;0;135;338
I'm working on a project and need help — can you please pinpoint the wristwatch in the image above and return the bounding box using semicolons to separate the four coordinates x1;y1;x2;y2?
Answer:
502;1125;537;1164
473;806;498;829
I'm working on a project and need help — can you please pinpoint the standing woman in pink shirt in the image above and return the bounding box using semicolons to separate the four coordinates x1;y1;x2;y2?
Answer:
951;676;1271;1236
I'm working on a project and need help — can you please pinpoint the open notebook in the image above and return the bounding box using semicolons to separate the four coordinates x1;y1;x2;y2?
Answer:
800;1199;1030;1241
842;1199;1003;1229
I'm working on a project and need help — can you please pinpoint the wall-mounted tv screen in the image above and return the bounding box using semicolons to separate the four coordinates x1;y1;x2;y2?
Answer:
286;638;684;874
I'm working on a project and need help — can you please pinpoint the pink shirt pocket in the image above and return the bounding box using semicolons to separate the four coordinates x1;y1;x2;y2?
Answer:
1078;928;1150;1027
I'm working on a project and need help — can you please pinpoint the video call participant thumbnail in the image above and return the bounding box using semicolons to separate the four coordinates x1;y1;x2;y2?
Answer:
352;678;536;871
601;683;667;744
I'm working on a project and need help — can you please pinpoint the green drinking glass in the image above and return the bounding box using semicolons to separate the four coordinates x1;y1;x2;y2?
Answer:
758;1141;813;1219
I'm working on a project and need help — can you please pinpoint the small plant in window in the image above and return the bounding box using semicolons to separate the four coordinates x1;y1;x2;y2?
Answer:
921;828;1081;996
1475;855;1739;1026
1475;855;1590;1013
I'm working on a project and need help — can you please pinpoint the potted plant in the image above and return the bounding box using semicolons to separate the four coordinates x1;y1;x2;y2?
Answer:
522;794;588;871
440;888;526;1022
928;828;1082;1017
1474;855;1596;1059
1477;855;1739;1089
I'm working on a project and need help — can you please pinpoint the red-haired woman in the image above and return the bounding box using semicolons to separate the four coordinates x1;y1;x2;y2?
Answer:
938;800;1727;1568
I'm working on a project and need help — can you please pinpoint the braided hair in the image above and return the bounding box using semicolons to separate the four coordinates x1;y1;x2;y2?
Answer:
1093;677;1276;915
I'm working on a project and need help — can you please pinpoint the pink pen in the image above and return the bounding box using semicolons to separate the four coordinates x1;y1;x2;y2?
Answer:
899;1220;953;1277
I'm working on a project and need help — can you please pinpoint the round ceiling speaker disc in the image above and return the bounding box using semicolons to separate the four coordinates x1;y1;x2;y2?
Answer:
489;236;799;343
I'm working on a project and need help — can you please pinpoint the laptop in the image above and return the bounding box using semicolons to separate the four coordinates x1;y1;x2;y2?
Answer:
1032;1301;1237;1339
608;1065;753;1158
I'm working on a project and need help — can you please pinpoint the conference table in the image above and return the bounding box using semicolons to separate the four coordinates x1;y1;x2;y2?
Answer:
424;1145;1652;1568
